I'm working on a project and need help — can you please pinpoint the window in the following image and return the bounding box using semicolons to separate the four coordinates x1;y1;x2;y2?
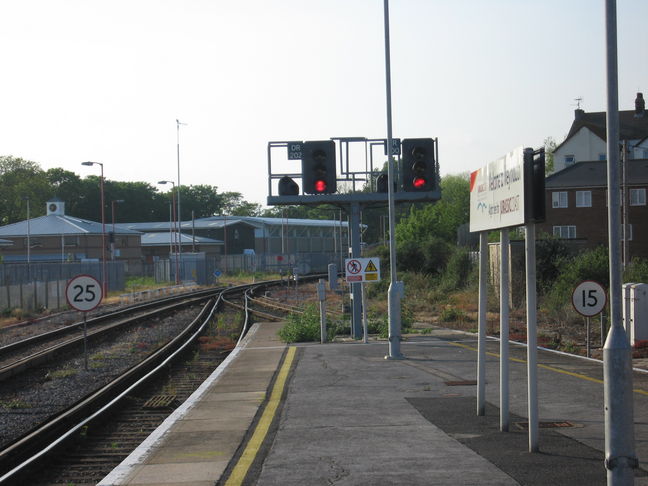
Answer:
643;149;648;159
553;226;576;239
64;235;79;247
575;191;592;207
630;188;646;206
599;153;607;161
564;155;575;166
552;191;568;208
621;224;633;241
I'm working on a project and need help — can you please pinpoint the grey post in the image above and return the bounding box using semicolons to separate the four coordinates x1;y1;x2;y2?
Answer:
383;0;403;359
500;228;510;431
317;279;327;344
604;0;637;483
349;202;363;338
477;232;487;416
525;222;539;452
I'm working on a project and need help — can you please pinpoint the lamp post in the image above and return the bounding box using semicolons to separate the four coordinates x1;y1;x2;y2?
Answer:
159;181;180;284
176;119;187;280
81;161;107;295
111;199;124;261
22;196;30;280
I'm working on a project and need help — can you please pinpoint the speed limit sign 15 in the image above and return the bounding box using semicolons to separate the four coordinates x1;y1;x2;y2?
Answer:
66;275;103;312
572;280;606;317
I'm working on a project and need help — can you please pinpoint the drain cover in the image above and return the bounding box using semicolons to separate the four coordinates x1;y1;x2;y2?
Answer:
515;421;575;430
444;380;478;386
143;394;178;409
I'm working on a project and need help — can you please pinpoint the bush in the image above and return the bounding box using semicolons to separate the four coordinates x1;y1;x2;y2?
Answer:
624;257;648;284
397;236;452;275
543;246;609;315
278;304;335;343
438;248;473;292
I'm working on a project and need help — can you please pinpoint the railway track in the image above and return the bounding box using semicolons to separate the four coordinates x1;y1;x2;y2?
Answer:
0;276;321;485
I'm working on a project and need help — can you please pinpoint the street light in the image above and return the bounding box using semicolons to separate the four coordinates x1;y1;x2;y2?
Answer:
22;196;30;280
81;161;107;295
176;119;187;280
111;199;125;261
158;180;180;284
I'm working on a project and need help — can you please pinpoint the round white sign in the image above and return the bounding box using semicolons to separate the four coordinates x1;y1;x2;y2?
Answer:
66;275;103;312
572;280;606;317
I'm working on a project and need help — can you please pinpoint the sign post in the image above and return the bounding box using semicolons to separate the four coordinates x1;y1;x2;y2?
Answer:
66;275;103;371
344;258;381;342
572;281;607;358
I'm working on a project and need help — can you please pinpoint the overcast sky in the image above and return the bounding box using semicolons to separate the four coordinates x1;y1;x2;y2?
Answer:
1;0;647;207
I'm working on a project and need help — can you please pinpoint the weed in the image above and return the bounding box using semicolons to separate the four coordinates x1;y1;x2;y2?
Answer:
1;399;31;409
47;368;78;379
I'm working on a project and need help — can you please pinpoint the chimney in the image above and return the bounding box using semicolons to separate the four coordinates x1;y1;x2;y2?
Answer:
636;92;645;117
574;108;585;121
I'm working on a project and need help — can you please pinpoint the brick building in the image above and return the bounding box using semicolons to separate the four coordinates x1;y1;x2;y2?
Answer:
538;160;648;259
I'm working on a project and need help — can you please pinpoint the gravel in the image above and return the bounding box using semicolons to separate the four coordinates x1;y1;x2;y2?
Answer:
0;306;200;449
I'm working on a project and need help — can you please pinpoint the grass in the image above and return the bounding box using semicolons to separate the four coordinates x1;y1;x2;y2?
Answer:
47;368;78;379
0;399;31;409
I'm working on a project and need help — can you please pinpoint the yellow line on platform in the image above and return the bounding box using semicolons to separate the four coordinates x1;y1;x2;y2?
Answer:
225;346;297;486
449;341;648;396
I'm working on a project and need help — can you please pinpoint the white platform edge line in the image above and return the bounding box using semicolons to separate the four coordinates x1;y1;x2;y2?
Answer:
97;323;261;486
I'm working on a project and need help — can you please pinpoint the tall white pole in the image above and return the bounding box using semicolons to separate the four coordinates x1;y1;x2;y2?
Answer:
500;228;510;431
477;232;487;416
525;223;539;452
603;1;636;483
383;0;403;359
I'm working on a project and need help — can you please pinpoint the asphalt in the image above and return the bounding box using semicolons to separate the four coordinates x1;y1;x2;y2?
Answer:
101;324;648;486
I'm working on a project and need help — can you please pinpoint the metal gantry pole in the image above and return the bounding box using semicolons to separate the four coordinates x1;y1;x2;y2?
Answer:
383;0;403;359
603;1;636;483
477;232;487;416
500;228;510;431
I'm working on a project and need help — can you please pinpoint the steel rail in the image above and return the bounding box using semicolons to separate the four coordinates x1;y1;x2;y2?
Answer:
0;291;220;383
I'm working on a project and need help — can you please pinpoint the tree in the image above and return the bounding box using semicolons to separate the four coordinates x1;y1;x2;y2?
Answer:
395;173;470;245
0;156;49;224
544;136;557;174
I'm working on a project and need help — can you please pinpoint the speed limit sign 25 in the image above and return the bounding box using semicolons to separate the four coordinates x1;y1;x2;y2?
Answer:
66;275;103;312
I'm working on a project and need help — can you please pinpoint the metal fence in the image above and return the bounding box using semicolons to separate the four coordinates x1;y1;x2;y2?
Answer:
0;253;339;312
0;262;125;312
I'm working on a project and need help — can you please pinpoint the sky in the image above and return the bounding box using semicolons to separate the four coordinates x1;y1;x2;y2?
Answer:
1;0;647;208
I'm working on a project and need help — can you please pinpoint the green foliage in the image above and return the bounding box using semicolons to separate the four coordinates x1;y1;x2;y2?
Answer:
438;248;474;292
395;174;470;244
624;258;648;283
440;306;470;322
544;246;609;311
544;136;557;174
278;304;330;343
536;233;571;294
397;236;452;274
0;155;262;225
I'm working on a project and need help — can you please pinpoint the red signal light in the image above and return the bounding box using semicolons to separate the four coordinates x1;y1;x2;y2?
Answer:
314;179;327;192
413;177;427;189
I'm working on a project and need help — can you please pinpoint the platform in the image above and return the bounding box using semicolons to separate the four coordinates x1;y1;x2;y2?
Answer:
100;325;648;485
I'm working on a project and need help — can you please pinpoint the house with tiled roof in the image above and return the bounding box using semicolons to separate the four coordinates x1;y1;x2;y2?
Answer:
553;93;648;173
537;159;648;260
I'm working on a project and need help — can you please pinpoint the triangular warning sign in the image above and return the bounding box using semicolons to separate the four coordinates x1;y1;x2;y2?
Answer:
365;260;377;272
